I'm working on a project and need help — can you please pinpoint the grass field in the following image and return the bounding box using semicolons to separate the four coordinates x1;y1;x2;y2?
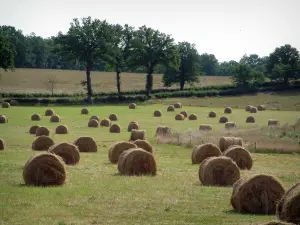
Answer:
0;103;299;225
0;68;231;93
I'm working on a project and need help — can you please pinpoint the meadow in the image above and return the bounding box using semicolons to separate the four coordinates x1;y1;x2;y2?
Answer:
0;102;299;225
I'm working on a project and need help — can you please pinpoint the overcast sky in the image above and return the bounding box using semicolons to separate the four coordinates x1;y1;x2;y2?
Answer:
1;0;299;62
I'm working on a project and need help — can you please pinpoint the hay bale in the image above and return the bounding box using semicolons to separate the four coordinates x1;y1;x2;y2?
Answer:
219;116;228;123
174;102;182;108
23;153;66;186
108;141;137;163
153;110;162;117
36;126;50;136
224;146;253;170
246;116;255;123
245;105;253;111
277;182;300;224
50;115;60;123
81;108;89;114
250;107;258;113
55;125;68;134
180;111;188;118
31;114;41;121
167;105;175;112
188;114;198;120
219;137;243;152
128;121;139;132
129;103;136;109
48;142;80;165
0;115;7;123
258;105;266;111
199;124;212;131
109;114;118;121
100;118;111;127
10;100;19;106
73;136;97;152
225;122;236;129
208;111;216;118
175;114;185;120
224;107;232;114
118;148;157;176
90;115;100;121
29;125;40;134
155;126;172;137
2;102;10;108
199;156;240;186
0;138;5;150
88;119;99;128
130;129;146;141
191;143;222;164
231;175;285;214
32;136;54;151
45;109;54;116
133;140;153;154
110;124;121;133
268;119;280;127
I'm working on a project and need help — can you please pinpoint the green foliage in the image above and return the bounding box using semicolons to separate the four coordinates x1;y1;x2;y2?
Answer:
231;64;265;87
216;60;238;76
199;53;218;75
0;32;15;71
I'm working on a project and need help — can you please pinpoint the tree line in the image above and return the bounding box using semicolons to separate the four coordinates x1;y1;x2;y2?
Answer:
1;17;300;103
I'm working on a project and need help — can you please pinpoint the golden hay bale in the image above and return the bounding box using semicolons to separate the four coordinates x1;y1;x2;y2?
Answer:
0;138;5;150
50;115;61;123
128;121;139;132
199;124;212;131
48;142;80;165
199;156;240;186
225;122;236;129
108;141;137;163
36;126;50;136
260;221;294;225
2;102;10;108
109;113;118;121
219;116;228;123
180;111;188;118
45;109;54;116
258;105;266;111
88;119;99;128
130;129;146;141
29;125;40;134
110;124;121;133
191;143;222;164
250;107;258;113
155;126;172;137
167;105;175;112
175;114;185;120
10;100;19;106
118;148;157;176
32;136;54;151
0;115;7;123
188;114;198;120
55;125;68;134
23;153;66;186
268;119;280;127
245;105;253;111
153;110;162;117
100;118;111;127
174;102;182;108
224;146;253;170
81;108;89;114
133;140;153;154
90;115;100;121
209;111;217;118
73;136;97;152
277;182;300;224
246;116;255;123
231;175;285;214
31;114;41;121
129;103;136;109
224;107;232;114
219;137;243;152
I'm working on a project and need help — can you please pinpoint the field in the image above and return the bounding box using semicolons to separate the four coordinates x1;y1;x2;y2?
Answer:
0;68;231;93
0;100;300;224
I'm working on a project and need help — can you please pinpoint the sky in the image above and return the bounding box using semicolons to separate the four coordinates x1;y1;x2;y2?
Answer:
1;0;299;62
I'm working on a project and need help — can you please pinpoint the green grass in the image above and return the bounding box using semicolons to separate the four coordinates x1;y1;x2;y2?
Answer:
0;104;300;225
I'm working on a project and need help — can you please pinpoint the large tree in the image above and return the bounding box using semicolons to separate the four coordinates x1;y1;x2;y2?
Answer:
55;17;112;103
199;53;218;75
216;60;239;76
0;32;15;71
231;63;265;87
162;42;200;90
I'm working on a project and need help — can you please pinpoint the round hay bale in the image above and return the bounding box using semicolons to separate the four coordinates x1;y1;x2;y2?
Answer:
29;125;40;134
175;114;184;120
45;109;54;116
128;121;139;132
109;114;118;121
32;136;54;151
2;102;10;108
90;115;100;121
268;119;280;127
180;111;188;118
199;156;240;186
130;129;146;141
88;119;99;128
81;108;89;114
188;114;198;120
231;175;285;214
10;100;19;106
0;115;8;123
108;141;137;163
174;102;182;108
73;136;97;152
191;143;222;164
50;115;60;123
199;124;212;131
153;110;162;117
118;148;156;176
0;138;5;150
129;103;136;109
167;105;175;112
224;146;253;170
31;114;41;121
133;140;153;154
36;126;50;136
219;137;243;152
48;142;80;165
225;122;236;129
219;116;228;123
245;105;253;111
250;107;258;113
100;118;111;127
23;153;66;186
258;105;266;111
246;116;255;123
155;126;172;137
224;107;232;114
55;125;68;134
277;182;300;224
208;111;216;118
110;124;121;133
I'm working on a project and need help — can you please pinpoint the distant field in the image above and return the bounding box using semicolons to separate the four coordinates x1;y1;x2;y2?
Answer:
0;68;231;93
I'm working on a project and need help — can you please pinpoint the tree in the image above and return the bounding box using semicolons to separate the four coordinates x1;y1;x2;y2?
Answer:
0;33;15;71
162;42;200;90
44;75;59;96
131;26;178;95
55;17;112;103
216;60;239;76
199;53;218;75
239;54;268;73
231;64;265;87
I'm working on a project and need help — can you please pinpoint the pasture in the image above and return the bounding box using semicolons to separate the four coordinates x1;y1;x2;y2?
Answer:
0;102;299;225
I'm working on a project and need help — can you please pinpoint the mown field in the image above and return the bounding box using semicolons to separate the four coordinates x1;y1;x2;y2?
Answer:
0;68;231;93
0;100;299;224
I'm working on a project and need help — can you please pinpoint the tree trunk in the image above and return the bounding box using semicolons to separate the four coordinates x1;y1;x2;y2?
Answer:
283;75;289;86
86;68;92;104
146;65;154;96
180;81;185;91
180;71;185;91
116;70;121;98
